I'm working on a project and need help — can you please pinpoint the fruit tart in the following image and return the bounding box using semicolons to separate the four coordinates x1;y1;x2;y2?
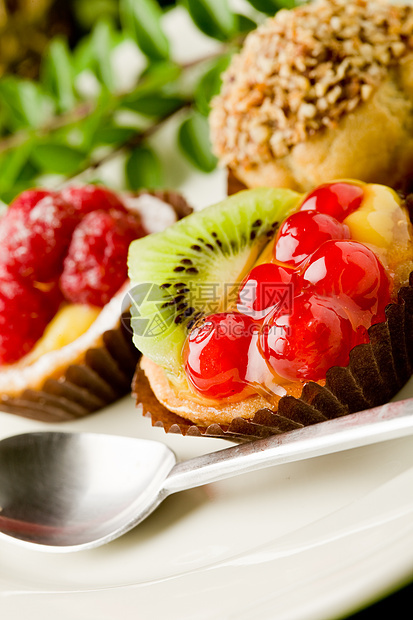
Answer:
129;180;413;439
210;0;413;194
0;184;191;422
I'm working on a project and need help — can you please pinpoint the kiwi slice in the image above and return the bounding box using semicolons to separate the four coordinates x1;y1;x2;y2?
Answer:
127;187;301;379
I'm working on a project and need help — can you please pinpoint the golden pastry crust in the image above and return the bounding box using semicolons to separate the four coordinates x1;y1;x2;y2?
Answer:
140;355;304;427
210;0;413;192
236;77;413;192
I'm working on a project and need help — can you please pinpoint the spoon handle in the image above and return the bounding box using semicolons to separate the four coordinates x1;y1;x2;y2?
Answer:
163;398;413;496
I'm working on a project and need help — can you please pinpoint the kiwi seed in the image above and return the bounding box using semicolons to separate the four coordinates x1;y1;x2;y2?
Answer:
128;186;301;376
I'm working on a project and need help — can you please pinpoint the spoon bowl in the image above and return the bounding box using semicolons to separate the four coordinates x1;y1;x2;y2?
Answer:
0;432;176;550
1;397;413;552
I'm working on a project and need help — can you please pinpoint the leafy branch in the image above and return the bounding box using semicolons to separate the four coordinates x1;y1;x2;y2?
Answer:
0;0;298;203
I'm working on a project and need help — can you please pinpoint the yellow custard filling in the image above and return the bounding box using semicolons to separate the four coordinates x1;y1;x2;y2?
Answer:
343;183;413;289
24;304;101;365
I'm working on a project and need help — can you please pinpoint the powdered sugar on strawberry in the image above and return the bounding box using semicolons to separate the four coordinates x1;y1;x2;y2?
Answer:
0;185;146;365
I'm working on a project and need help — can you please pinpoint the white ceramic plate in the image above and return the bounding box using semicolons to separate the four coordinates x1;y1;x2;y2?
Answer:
1;384;413;620
1;5;413;619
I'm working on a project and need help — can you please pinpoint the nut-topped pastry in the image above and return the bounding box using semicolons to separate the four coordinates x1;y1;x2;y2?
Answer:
0;184;191;421
210;0;413;192
129;181;413;439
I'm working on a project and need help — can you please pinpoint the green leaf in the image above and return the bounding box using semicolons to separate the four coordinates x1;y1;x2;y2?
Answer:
126;145;163;190
93;124;136;147
121;92;186;117
0;181;36;205
236;13;258;34
120;0;170;60
121;60;181;103
0;78;55;130
120;60;186;116
72;34;95;75
181;0;237;41
41;37;76;112
73;0;119;30
177;111;217;172
138;61;182;92
92;20;116;91
15;159;39;184
194;53;232;116
51;92;113;153
30;143;87;175
244;0;297;14
0;140;33;192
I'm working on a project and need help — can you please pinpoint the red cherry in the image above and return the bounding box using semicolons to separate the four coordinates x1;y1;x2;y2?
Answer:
183;312;257;400
237;263;296;320
259;292;354;382
299;182;364;221
300;240;391;323
273;210;350;267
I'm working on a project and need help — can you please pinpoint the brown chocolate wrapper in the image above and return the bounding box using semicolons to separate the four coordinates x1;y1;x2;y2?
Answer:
227;169;248;196
133;275;413;442
0;190;192;422
1;313;141;422
134;188;193;220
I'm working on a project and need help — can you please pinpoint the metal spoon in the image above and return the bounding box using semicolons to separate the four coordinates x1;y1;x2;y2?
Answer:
1;397;413;553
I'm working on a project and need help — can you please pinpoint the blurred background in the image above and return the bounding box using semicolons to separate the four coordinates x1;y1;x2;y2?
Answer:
0;0;411;617
0;0;175;79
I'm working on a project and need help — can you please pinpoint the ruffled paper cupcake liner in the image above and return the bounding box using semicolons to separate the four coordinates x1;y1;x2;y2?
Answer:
133;276;413;441
0;312;141;422
227;169;248;196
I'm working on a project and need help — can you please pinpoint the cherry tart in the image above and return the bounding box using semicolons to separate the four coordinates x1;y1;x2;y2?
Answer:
0;185;192;421
129;180;413;439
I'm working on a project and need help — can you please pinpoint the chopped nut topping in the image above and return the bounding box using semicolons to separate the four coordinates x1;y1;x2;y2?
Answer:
210;0;413;168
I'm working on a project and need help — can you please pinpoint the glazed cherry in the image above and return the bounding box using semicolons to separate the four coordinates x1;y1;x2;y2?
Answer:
259;292;354;382
300;240;391;323
184;312;257;400
299;182;364;221
273;210;350;267
237;263;296;319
